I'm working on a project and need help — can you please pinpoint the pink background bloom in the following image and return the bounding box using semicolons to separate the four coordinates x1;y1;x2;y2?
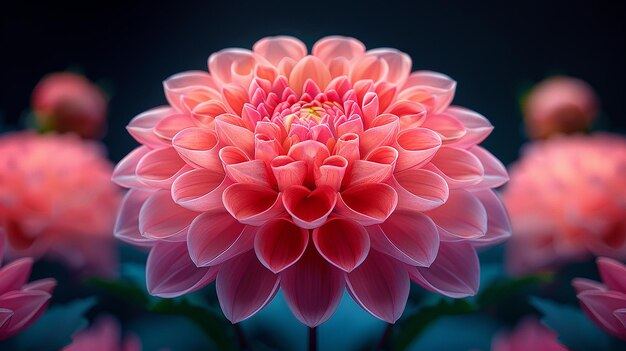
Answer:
63;315;141;351
573;257;626;341
31;72;108;139
113;36;511;326
523;76;598;140
0;132;121;278
491;317;567;351
503;134;626;275
0;233;56;340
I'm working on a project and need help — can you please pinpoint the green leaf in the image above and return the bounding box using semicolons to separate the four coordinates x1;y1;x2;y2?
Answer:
86;277;150;306
393;299;477;351
531;297;613;351
13;298;97;351
149;298;237;351
477;273;553;307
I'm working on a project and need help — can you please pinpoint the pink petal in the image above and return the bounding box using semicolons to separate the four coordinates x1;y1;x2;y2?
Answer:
222;83;249;115
22;278;57;293
281;243;345;327
270;156;307;191
254;218;309;273
139;190;198;241
395;128;442;172
0;309;13;334
214;114;255;157
333;133;361;165
115;189;155;247
126;106;172;148
112;146;151;189
313;217;370;272
346;250;410;323
153;113;197;142
315;156;348;191
366;48;412;85
0;290;51;338
409;241;480;298
312;36;366;63
0;258;33;295
470;189;511;248
253;36;307;66
208;49;259;85
370;212;440;267
360;114;400;155
468;146;509;188
445;106;493;148
350;55;389;83
614;309;626;330
172;127;222;169
187;211;254;267
191;100;227;126
577;290;626;338
427;189;487;240
428;146;484;189
289;56;332;95
224;159;271;188
163;71;219;111
361;92;380;127
420;112;467;143
146;241;218;298
171;168;229;212
572;278;607;294
597;257;626;294
222;183;284;226
386;100;427;130
391;168;449;212
216;251;279;323
399;71;456;113
287;140;331;184
348;146;397;186
255;134;283;166
282;185;337;229
136;147;187;189
336;183;398;225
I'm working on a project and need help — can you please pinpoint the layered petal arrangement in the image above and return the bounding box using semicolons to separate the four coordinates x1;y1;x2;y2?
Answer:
503;134;626;275
0;234;56;340
113;36;511;326
491;317;567;351
572;257;626;341
63;315;142;351
523;76;598;140
0;132;121;277
32;72;108;139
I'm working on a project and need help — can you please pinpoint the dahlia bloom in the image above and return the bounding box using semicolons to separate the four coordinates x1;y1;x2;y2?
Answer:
503;134;626;275
113;36;510;326
491;317;567;351
32;72;108;139
523;76;598;140
63;315;141;351
572;257;626;341
0;132;121;277
0;234;56;340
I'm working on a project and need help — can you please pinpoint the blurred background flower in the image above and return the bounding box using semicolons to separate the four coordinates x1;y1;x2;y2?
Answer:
31;72;108;139
62;315;142;351
491;317;567;351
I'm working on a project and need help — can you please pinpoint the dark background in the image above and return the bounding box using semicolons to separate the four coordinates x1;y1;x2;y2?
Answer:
1;0;625;166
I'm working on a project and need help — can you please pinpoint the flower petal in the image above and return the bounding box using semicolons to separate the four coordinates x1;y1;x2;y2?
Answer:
446;107;493;148
348;146;397;186
386;100;427;130
114;189;156;247
187;211;254;267
163;71;220;111
346;250;409;323
0;258;33;296
146;241;218;298
216;251;280;323
270;156;307;191
171;168;229;212
428;146;484;189
281;243;345;327
370;212;440;267
136;147;188;189
399;71;456;113
391;168;449;212
360;114;400;155
315;156;348;191
572;278;607;294
335;183;398;225
22;279;57;293
427;189;487;240
420;112;467;143
468;146;509;188
172;127;222;170
112;146;150;189
126;106;173;148
253;36;307;66
0;290;51;338
366;48;412;85
312;36;366;63
597;257;626;294
283;185;337;229
209;49;259;85
139;190;198;241
254;218;309;273
577;290;626;338
313;218;370;272
289;56;332;95
222;183;284;226
214;114;255;156
470;189;511;248
395;128;442;172
153;113;197;142
409;241;480;298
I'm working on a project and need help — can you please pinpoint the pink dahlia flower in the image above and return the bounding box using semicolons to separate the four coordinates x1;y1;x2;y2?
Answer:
523;76;598;140
573;257;626;341
503;134;626;275
32;72;108;139
0;132;121;277
0;233;56;340
491;317;567;351
63;315;141;351
113;36;510;326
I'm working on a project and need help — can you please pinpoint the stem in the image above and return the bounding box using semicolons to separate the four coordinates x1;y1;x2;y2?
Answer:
308;327;317;351
234;323;250;351
376;324;393;351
